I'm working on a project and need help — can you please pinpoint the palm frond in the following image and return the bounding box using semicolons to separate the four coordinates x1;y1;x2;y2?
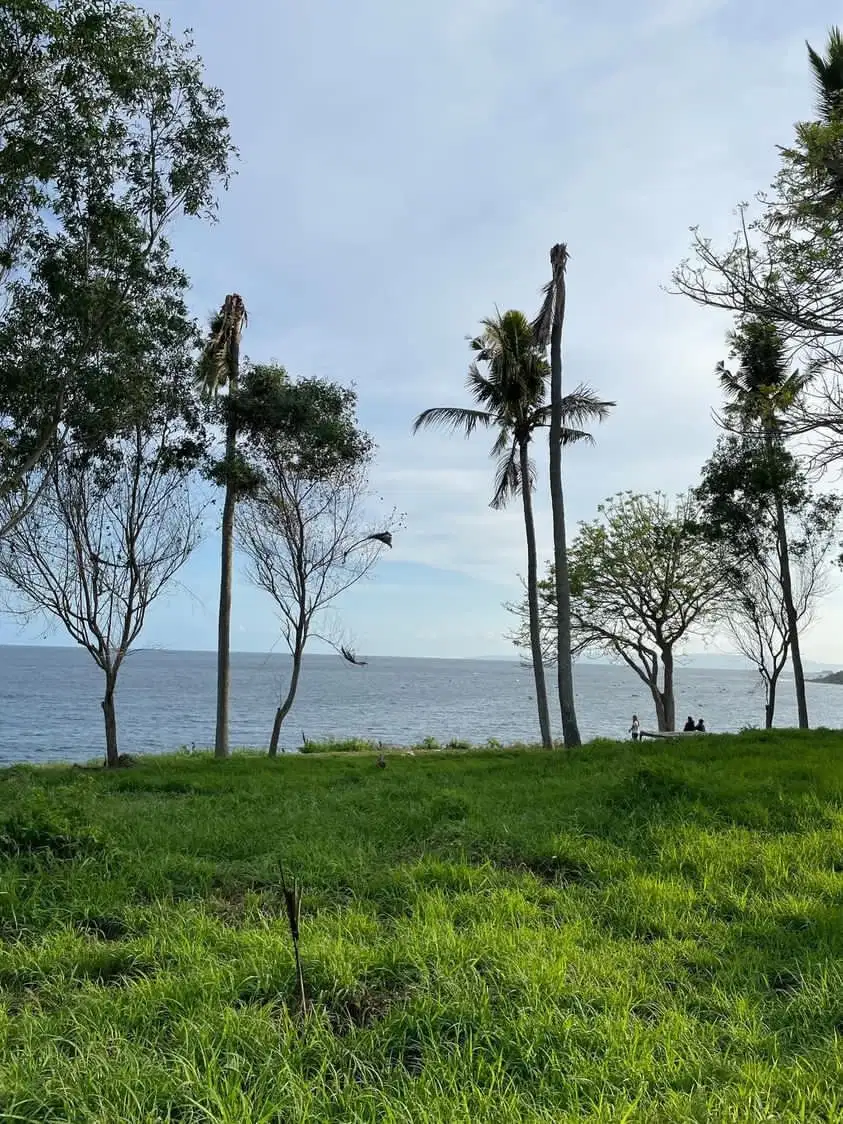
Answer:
531;282;555;348
490;441;520;510
412;406;495;437
559;426;595;447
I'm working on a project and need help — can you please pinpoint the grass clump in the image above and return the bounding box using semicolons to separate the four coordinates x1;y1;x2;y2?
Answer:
1;729;843;1120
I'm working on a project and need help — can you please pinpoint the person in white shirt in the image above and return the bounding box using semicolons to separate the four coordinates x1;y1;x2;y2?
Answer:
629;715;641;742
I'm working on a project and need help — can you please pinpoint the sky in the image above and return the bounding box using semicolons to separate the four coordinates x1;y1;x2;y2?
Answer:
3;0;843;662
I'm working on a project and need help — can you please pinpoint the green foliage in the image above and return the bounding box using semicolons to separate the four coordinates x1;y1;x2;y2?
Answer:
0;0;233;523
2;732;843;1119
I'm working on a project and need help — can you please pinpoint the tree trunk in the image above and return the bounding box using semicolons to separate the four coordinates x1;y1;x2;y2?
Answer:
268;643;305;757
765;679;776;730
547;247;581;748
661;647;676;731
101;677;119;767
765;430;808;729
214;372;239;759
765;660;785;729
774;489;808;728
649;685;668;731
519;438;553;748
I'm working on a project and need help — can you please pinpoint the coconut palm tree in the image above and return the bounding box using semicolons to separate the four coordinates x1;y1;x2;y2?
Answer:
532;244;582;748
198;293;248;759
413;309;611;748
807;27;843;122
718;317;812;728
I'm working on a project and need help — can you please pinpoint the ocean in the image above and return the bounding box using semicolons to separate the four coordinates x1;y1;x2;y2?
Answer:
1;645;842;765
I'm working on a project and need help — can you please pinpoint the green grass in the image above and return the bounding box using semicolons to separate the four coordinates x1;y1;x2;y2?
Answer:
2;730;843;1121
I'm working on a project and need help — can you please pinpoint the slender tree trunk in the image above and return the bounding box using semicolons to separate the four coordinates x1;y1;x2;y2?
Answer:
101;674;119;767
547;246;581;748
269;643;305;757
774;491;808;728
661;647;675;731
765;662;787;729
766;430;808;728
519;439;553;748
215;358;240;759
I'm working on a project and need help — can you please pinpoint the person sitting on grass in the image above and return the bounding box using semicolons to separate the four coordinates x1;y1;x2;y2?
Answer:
683;716;696;732
696;718;706;733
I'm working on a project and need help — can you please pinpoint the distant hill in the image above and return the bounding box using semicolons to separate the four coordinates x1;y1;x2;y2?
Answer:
812;670;843;685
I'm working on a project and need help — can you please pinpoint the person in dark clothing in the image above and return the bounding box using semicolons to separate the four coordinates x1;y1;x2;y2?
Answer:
695;718;706;732
683;716;696;732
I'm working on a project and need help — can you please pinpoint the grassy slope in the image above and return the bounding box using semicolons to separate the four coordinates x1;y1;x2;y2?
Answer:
2;732;843;1121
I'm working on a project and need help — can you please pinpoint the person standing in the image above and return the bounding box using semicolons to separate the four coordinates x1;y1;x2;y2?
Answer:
629;715;641;742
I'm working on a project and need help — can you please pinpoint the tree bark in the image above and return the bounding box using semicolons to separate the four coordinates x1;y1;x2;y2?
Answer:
519;438;553;748
765;664;784;729
548;247;582;748
774;489;808;728
215;454;235;759
661;647;676;731
215;338;241;759
101;676;119;767
268;643;305;757
650;687;668;732
765;429;808;729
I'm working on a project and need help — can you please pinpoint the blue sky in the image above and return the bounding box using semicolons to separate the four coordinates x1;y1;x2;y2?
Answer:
3;0;843;661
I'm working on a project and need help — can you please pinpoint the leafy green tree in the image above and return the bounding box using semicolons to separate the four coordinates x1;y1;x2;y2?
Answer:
702;320;814;727
413;309;610;749
211;363;377;756
511;493;726;731
0;0;233;536
699;436;839;727
672;28;843;465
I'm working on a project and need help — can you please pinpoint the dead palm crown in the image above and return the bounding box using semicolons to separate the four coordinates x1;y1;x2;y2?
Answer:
198;293;248;398
413;308;610;507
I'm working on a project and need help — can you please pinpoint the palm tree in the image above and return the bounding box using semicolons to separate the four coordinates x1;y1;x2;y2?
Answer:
807;27;843;122
413;309;610;748
198;293;248;759
718;317;812;728
532;244;582;748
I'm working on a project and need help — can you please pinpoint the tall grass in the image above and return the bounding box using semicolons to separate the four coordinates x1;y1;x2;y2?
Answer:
1;730;843;1120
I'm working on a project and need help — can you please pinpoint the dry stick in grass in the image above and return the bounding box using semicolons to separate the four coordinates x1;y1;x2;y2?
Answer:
280;865;307;1015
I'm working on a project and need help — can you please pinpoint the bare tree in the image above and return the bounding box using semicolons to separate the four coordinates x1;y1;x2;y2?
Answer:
725;533;831;728
0;425;202;766
238;458;394;756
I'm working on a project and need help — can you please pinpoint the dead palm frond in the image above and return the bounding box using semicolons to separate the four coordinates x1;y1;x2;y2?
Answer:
197;293;248;399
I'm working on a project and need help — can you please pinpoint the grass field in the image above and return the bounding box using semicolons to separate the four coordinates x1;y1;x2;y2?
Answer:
2;730;843;1121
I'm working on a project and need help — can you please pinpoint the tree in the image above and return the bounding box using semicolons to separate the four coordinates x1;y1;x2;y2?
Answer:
512;493;727;731
707;319;814;727
532;243;584;748
236;369;388;755
715;503;835;728
0;411;203;767
0;0;232;537
413;309;611;749
198;294;248;760
240;466;392;756
671;29;843;467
